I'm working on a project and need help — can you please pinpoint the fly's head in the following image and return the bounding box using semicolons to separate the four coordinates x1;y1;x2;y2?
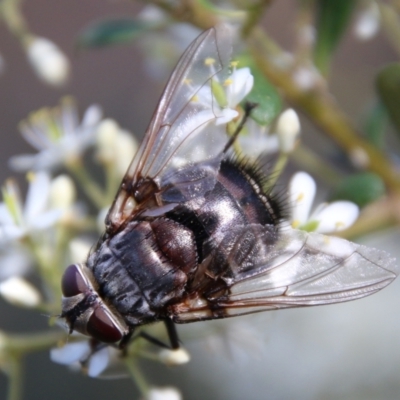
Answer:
61;263;130;344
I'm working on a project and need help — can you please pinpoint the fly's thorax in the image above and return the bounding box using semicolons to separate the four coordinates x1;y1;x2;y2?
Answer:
61;263;129;343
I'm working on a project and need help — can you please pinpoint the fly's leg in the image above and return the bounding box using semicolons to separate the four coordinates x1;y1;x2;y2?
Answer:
136;319;181;350
222;101;258;153
164;318;180;349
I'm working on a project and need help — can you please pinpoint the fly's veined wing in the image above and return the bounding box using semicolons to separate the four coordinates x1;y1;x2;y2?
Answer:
172;225;398;322
107;25;238;228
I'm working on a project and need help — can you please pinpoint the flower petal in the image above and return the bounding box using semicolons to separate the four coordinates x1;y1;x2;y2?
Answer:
24;172;51;223
29;208;62;230
50;341;91;365
0;204;15;225
215;108;238;125
288;172;316;227
81;104;102;128
0;276;41;307
312;201;359;233
226;67;254;108
87;347;110;377
8;154;40;172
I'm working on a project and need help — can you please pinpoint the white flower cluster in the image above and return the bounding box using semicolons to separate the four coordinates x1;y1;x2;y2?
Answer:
0;98;137;313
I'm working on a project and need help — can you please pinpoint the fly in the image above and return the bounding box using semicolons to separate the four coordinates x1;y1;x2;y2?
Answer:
60;24;398;350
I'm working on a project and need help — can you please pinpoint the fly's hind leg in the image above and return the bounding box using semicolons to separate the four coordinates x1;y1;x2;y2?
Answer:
222;101;258;154
135;319;181;350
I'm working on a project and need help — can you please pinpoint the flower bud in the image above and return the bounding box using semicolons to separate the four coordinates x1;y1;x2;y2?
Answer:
0;277;41;307
49;175;76;209
158;347;190;366
96;119;137;175
26;36;70;86
276;109;301;153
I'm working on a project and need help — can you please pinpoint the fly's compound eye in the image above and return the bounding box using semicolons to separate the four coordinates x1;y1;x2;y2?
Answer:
87;307;123;343
61;264;88;297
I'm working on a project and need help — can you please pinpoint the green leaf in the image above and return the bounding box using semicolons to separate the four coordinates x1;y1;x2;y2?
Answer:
376;63;400;137
363;101;388;149
330;172;386;207
77;18;158;49
314;0;356;74
237;55;282;126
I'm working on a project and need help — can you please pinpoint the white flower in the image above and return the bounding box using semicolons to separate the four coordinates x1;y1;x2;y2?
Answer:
145;387;182;400
0;172;62;243
25;36;70;86
51;340;128;378
9;98;102;172
0;276;41;307
276;108;301;153
194;65;254;126
288;172;359;233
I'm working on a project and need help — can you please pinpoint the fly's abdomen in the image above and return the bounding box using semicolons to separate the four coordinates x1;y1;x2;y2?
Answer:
166;158;281;283
89;217;198;325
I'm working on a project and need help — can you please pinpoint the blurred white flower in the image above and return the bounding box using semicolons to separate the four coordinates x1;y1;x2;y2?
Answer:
0;276;41;307
25;36;70;86
95;119;138;177
0;172;62;243
145;387;182;400
51;339;128;378
276;108;301;153
288;171;359;233
354;1;380;40
9;98;102;172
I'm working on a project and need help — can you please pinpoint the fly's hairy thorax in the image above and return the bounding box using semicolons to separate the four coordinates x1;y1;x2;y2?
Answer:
87;158;282;327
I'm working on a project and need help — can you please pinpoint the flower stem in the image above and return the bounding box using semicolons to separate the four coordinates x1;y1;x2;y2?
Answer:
7;356;23;400
0;0;29;40
3;330;65;354
124;358;150;397
266;152;288;191
247;27;400;192
67;161;106;210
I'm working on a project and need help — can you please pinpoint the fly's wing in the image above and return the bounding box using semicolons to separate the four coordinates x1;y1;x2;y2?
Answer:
171;225;398;322
107;25;237;229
